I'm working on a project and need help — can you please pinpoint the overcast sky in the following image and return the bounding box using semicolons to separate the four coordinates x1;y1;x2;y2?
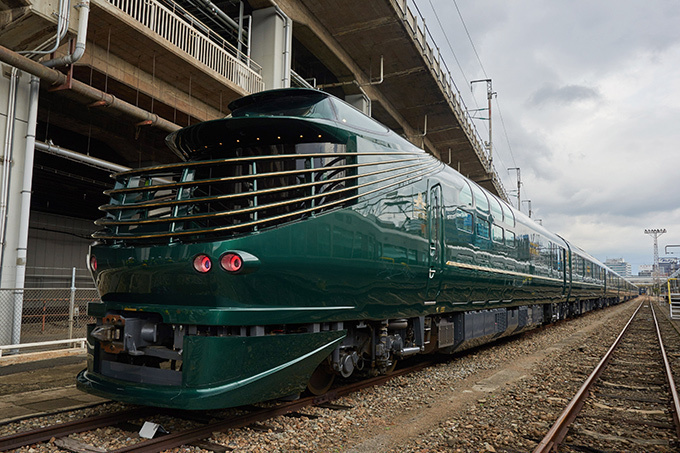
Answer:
414;0;680;274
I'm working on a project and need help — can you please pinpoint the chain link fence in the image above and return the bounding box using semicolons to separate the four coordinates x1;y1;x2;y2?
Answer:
0;268;100;355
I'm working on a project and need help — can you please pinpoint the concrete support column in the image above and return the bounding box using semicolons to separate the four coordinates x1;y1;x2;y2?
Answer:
251;6;291;90
0;66;32;345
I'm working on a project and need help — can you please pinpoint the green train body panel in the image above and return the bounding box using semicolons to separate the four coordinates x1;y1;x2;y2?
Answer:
77;88;636;409
78;325;345;410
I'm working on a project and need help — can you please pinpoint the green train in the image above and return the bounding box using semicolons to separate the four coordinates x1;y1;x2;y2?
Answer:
77;88;637;409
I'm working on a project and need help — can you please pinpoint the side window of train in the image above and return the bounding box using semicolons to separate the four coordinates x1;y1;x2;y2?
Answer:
476;217;490;239
453;209;473;233
460;181;473;208
554;246;564;271
491;224;504;243
505;230;515;247
500;200;515;228
471;183;489;213
489;196;503;224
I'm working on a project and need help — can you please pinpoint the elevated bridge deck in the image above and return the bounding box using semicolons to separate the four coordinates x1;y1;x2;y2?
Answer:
290;0;504;197
0;0;507;198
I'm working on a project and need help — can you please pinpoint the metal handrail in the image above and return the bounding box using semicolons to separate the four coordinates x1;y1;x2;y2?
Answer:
97;159;434;221
104;156;424;198
105;0;264;93
0;338;86;357
101;159;437;225
93;160;442;239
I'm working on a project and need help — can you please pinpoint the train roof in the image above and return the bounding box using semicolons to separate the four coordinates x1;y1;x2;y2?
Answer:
167;88;417;161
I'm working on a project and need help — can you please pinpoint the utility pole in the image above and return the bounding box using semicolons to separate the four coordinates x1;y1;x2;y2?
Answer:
508;167;521;209
522;199;532;218
645;228;666;275
471;79;496;166
645;228;667;294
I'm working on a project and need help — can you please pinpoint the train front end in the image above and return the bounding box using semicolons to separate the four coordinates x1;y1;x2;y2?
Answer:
76;89;373;409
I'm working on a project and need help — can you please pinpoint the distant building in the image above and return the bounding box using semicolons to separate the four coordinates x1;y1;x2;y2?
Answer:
659;257;680;277
639;264;653;277
605;258;632;277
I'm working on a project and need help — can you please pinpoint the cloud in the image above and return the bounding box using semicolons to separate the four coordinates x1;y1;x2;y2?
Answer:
418;0;680;274
527;84;601;107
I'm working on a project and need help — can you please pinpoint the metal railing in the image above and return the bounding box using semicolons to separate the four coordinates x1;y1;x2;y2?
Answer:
668;277;680;319
104;0;265;94
391;0;508;202
0;286;99;355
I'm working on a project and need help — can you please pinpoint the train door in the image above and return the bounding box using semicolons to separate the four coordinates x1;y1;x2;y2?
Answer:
426;184;443;300
564;247;572;301
556;235;572;301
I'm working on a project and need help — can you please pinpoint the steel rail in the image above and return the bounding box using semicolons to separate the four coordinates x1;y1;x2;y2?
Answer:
533;300;644;453
110;361;434;453
0;361;434;452
0;407;157;451
651;302;680;437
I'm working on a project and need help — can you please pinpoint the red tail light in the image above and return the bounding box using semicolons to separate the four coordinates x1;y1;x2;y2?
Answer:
89;255;97;272
220;253;243;273
193;254;212;273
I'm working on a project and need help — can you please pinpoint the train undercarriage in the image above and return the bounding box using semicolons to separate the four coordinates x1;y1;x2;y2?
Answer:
80;295;626;408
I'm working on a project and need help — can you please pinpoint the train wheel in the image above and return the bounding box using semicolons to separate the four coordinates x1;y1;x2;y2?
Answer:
307;361;335;395
385;359;398;374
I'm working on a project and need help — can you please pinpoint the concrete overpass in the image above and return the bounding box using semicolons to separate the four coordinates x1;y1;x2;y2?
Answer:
1;0;507;195
0;0;509;341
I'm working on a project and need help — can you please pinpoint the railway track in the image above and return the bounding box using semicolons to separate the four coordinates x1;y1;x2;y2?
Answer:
0;360;433;452
535;299;680;452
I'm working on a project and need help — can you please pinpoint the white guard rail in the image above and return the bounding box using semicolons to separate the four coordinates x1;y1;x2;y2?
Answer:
105;0;265;94
0;338;86;357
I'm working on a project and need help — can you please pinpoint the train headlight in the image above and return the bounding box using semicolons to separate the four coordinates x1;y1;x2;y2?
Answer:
193;254;212;273
220;253;243;273
219;250;260;274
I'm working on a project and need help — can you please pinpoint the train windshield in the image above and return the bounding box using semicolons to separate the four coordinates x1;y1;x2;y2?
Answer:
231;95;336;120
230;89;389;134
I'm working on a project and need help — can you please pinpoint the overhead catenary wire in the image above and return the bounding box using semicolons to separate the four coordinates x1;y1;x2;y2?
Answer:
416;0;522;204
451;0;488;79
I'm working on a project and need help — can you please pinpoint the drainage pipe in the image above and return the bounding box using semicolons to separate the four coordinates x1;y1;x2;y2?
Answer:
0;68;19;270
19;0;71;56
44;0;90;68
35;141;131;173
272;3;292;88
11;75;39;345
0;44;181;133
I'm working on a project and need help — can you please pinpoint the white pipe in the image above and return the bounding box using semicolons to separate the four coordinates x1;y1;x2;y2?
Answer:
0;68;19;270
18;0;71;56
11;75;39;345
0;338;86;356
34;141;175;184
272;3;292;88
367;55;384;86
283;14;292;87
44;0;90;68
35;140;130;173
